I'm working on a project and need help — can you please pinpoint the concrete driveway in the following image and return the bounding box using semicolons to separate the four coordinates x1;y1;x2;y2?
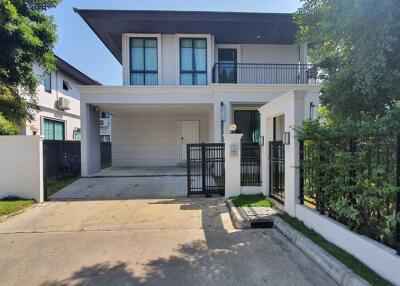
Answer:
50;167;187;200
0;198;337;286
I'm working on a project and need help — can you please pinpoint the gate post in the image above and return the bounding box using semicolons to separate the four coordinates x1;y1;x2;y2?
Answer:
224;133;243;198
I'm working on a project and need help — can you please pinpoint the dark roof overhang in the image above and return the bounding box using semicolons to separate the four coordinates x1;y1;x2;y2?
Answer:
74;9;298;64
56;56;101;85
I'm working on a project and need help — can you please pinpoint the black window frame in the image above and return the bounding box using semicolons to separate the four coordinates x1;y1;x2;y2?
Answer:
44;72;52;93
234;110;260;143
62;80;69;91
217;48;238;83
179;38;208;85
129;37;158;85
43;118;65;141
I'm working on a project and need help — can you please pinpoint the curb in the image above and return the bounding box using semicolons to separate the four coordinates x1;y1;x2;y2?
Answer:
226;200;276;229
274;216;370;286
226;200;251;228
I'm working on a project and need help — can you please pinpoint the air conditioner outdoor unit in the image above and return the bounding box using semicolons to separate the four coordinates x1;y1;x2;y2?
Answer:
100;119;109;127
57;97;70;110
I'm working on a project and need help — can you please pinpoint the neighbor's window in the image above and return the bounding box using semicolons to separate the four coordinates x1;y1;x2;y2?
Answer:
44;72;51;93
180;38;207;85
100;112;110;118
44;119;65;140
100;135;111;142
310;102;317;119
63;80;70;91
130;38;158;85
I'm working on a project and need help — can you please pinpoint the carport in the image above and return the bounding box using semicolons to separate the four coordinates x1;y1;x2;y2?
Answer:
50;166;187;200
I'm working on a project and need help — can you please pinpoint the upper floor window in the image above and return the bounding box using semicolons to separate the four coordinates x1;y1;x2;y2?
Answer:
63;80;70;91
44;72;51;93
180;38;207;85
130;38;158;85
310;102;317;119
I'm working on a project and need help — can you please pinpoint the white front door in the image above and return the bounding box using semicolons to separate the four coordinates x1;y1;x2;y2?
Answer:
179;121;199;163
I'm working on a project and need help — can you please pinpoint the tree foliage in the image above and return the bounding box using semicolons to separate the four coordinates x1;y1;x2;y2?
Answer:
0;0;60;134
295;0;400;121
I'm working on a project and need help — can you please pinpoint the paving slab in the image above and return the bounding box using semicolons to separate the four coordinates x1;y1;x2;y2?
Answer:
0;199;338;286
50;176;187;200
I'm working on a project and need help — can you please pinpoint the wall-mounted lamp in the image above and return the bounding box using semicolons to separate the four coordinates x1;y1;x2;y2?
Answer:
30;124;39;135
229;124;237;133
259;136;264;146
283;132;290;145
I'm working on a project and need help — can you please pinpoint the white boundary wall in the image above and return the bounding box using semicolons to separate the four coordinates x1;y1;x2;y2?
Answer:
0;135;44;202
296;205;400;286
259;91;400;285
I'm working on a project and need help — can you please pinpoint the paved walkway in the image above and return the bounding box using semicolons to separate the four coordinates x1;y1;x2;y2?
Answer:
0;199;338;286
50;167;187;200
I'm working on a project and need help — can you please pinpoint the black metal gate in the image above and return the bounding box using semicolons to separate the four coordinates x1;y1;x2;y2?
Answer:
187;143;225;196
241;142;261;186
269;141;285;204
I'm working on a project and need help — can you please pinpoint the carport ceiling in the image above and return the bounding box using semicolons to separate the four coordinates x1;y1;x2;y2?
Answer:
98;104;212;115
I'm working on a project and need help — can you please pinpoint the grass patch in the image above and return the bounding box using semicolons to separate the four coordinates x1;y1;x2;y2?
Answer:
0;199;36;216
101;162;111;169
231;194;274;208
47;177;79;197
278;213;393;286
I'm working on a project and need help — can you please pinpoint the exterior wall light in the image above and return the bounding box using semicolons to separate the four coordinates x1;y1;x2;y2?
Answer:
283;132;290;145
30;124;39;135
229;124;237;133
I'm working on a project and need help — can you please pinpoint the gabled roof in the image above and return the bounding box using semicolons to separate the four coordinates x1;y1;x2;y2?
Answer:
56;56;101;85
74;9;298;63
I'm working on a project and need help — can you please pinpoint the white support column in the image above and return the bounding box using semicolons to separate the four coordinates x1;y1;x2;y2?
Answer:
81;103;101;176
260;113;273;196
224;133;243;198
259;90;309;216
213;101;222;142
284;92;306;216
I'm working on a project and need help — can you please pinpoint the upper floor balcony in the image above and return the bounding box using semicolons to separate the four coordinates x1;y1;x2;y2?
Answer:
212;63;316;85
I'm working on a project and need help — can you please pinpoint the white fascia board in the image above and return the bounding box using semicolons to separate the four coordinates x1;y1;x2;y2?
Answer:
76;84;322;94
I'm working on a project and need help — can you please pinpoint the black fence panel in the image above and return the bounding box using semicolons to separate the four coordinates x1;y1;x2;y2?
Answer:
187;143;225;196
269;141;285;205
43;141;112;180
43;141;81;180
101;142;111;166
299;136;400;253
241;143;261;186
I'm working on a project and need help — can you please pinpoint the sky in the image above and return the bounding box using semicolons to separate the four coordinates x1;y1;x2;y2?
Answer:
47;0;302;85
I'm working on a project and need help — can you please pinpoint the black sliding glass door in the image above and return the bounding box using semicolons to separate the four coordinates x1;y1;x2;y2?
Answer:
234;110;260;143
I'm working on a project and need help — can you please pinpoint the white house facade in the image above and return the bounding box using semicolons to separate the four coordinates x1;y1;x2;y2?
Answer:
74;9;321;175
19;56;102;141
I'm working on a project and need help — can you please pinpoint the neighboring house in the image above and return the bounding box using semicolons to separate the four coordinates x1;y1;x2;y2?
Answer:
74;9;321;175
100;111;112;142
19;56;102;140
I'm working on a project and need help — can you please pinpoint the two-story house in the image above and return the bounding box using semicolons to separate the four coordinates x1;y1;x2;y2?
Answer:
19;56;101;140
74;9;321;176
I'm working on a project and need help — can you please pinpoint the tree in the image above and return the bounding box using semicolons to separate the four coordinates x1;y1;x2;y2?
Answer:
295;0;400;121
0;0;60;134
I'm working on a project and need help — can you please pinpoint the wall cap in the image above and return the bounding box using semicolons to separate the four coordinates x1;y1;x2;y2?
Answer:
223;134;243;141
